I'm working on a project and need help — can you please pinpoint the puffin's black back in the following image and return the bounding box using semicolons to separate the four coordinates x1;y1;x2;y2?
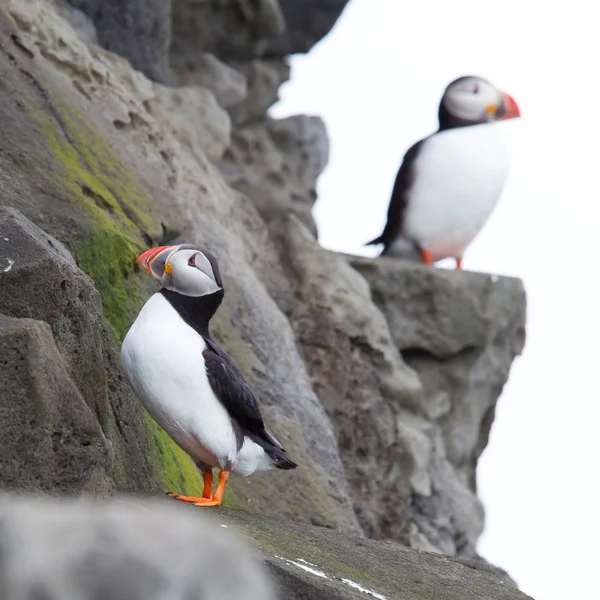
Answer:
365;139;425;253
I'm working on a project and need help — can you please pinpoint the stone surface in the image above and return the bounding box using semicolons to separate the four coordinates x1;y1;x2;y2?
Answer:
152;83;232;163
269;215;421;543
170;0;285;63
0;1;359;533
220;115;328;236
186;505;531;600
0;0;529;587
170;52;247;108
55;0;98;45
266;216;526;558
0;207;157;495
228;58;290;125
65;0;171;83
0;494;275;600
0;316;113;496
351;256;527;555
266;0;352;56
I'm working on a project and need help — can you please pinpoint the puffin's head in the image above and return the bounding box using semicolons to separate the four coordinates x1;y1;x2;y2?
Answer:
136;244;223;297
440;75;520;127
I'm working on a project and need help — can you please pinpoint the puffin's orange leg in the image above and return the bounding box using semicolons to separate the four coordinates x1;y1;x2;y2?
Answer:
422;249;434;266
455;258;463;269
192;470;229;507
166;469;215;504
202;469;213;499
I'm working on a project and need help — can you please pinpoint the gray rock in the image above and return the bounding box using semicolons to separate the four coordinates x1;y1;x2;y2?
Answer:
152;84;232;163
351;256;526;555
269;114;329;190
265;0;352;56
0;9;361;534
64;0;171;83
203;506;533;600
0;207;157;494
0;1;529;580
266;217;527;558
170;0;285;63
167;206;362;534
220;115;328;236
269;215;421;543
228;59;291;125
0;316;114;495
0;495;275;600
54;0;98;45
170;53;248;108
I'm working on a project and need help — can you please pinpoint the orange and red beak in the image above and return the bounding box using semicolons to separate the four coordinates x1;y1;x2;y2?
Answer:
496;91;521;120
136;245;177;280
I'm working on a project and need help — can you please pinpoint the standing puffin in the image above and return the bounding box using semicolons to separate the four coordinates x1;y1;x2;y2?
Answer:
366;75;521;268
121;244;296;506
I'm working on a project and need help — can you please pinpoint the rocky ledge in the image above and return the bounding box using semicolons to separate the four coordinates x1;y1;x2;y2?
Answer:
0;0;527;597
0;494;533;600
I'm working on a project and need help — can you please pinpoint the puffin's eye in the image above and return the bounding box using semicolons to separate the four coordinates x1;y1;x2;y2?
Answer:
473;85;480;94
188;254;196;267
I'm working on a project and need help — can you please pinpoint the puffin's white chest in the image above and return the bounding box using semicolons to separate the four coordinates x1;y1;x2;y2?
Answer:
120;293;237;468
402;124;509;260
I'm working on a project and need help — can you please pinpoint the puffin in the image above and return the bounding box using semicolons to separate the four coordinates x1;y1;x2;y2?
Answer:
366;75;521;268
121;244;297;507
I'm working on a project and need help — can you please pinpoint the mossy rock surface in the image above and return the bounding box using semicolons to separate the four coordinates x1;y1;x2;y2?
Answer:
121;501;532;600
0;16;206;499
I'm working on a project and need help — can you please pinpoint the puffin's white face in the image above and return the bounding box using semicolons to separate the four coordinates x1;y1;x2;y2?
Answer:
442;76;520;124
136;244;222;297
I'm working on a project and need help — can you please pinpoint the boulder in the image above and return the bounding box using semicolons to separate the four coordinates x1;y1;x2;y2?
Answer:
268;216;526;557
220;115;328;237
0;316;113;496
169;503;533;600
228;58;291;125
63;0;171;83
170;53;248;108
266;0;352;56
151;83;232;163
351;256;526;555
0;494;276;600
170;0;285;63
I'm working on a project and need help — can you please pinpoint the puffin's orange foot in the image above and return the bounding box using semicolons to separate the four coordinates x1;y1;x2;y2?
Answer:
166;470;230;508
166;492;209;504
421;249;434;266
455;257;463;269
192;497;221;507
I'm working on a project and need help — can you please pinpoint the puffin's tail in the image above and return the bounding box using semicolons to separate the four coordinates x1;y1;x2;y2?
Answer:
365;235;383;246
253;427;298;470
269;448;297;470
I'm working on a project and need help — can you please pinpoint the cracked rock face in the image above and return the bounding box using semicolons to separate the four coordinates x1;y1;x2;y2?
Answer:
0;0;527;580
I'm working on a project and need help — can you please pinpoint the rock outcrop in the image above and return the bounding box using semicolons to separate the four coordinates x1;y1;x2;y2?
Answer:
0;0;528;595
0;494;533;600
0;494;276;600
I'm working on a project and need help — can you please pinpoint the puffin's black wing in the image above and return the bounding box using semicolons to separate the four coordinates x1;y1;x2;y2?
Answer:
202;341;296;470
366;138;426;253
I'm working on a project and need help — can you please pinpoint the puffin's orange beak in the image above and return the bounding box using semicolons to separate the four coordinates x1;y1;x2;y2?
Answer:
497;91;520;120
136;245;175;280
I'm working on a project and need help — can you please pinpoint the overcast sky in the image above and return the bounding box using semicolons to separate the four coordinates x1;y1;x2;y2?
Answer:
270;1;600;598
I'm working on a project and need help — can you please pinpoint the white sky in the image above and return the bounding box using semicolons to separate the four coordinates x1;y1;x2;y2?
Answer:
270;1;600;598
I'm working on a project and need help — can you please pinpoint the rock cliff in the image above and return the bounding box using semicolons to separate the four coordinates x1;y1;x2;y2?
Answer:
0;0;527;596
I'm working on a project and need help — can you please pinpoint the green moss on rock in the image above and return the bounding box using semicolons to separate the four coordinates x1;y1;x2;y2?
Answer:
26;89;208;499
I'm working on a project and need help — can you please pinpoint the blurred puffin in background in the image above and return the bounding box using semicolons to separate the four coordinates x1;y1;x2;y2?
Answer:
366;75;521;268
